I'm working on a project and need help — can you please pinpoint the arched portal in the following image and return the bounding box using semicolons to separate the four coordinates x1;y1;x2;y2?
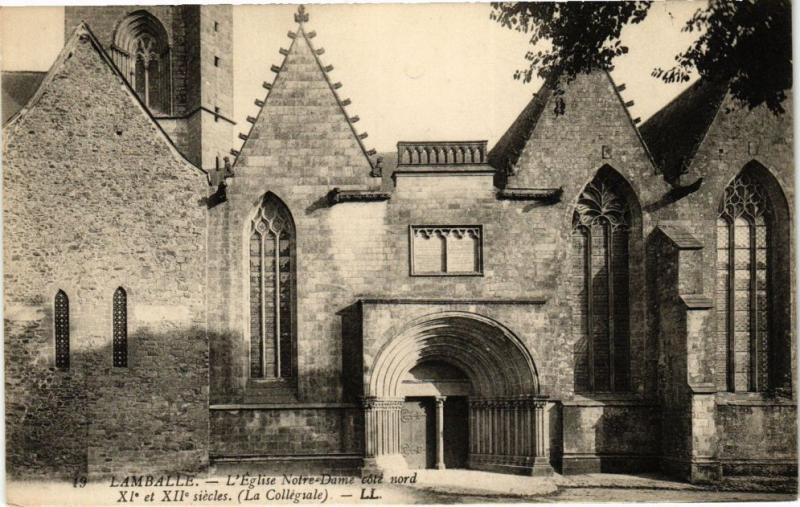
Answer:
362;313;552;476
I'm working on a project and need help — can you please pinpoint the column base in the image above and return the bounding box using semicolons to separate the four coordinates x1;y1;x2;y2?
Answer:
468;454;554;476
529;457;555;477
361;454;408;477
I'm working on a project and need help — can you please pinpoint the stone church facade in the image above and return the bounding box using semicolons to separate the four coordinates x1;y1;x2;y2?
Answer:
3;6;796;483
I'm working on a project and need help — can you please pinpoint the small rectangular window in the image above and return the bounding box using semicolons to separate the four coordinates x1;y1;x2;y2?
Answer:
214;21;219;32
214;106;220;122
410;226;482;276
214;56;220;67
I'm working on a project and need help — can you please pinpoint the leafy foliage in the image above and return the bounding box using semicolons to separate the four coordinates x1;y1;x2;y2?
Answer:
492;0;792;114
653;0;791;114
490;2;651;83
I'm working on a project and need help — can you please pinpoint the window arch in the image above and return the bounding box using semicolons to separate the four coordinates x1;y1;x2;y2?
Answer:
571;169;635;392
249;193;296;380
54;290;70;370
716;164;790;393
111;11;171;114
113;287;128;368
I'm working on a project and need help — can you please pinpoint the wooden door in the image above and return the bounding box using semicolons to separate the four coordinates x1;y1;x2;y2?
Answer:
401;398;434;469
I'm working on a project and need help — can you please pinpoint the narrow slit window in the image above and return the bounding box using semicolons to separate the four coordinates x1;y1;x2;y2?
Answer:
54;290;70;370
113;287;128;367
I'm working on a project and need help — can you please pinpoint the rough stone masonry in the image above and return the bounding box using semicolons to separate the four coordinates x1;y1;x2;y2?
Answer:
3;5;796;484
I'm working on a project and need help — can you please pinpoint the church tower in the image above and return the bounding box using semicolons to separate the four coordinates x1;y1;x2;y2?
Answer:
64;6;234;169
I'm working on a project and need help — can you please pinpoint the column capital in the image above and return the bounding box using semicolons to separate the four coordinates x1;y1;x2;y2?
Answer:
434;396;447;407
360;396;404;410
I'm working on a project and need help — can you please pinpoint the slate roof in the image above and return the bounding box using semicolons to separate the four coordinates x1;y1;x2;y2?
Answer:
487;82;553;176
2;71;47;125
639;79;728;183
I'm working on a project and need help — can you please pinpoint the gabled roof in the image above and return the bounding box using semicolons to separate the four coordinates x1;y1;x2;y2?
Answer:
235;6;376;174
487;81;553;175
4;22;203;176
639;79;728;183
2;71;47;125
488;71;656;179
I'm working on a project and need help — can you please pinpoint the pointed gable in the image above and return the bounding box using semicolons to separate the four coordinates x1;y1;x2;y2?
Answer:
4;22;207;277
4;23;200;174
490;71;661;199
639;79;728;183
235;9;377;187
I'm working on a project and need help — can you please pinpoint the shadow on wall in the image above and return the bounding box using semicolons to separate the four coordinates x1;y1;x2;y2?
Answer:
209;329;243;404
593;407;660;473
5;317;209;480
338;303;364;403
562;402;661;474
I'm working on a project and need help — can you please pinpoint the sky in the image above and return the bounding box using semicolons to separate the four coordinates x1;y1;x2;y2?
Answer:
0;2;704;152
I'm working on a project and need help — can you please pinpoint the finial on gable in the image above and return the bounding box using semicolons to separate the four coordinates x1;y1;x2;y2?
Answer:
295;5;309;24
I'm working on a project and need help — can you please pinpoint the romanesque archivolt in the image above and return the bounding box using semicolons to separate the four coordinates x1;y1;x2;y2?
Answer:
2;3;795;504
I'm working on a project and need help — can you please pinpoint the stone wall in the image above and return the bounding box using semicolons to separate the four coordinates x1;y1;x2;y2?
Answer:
3;27;209;478
210;407;361;458
646;90;796;481
208;24;673;466
64;6;187;116
716;399;797;475
560;400;660;474
64;6;234;169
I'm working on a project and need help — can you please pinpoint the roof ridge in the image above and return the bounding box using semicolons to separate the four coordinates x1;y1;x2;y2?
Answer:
234;6;377;173
602;70;660;177
640;78;706;131
487;78;554;176
639;78;730;182
4;21;205;176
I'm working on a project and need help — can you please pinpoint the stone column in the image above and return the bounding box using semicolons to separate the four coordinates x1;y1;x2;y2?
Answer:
435;396;446;470
530;396;554;476
361;397;405;472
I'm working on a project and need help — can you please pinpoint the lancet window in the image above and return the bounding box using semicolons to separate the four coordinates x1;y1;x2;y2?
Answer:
571;172;632;392
716;173;774;392
249;194;296;379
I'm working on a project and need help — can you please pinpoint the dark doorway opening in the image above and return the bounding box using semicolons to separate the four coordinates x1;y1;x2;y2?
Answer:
443;396;469;468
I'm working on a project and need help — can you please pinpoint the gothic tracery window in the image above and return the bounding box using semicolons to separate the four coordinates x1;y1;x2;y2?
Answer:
113;287;128;368
54;290;70;370
572;172;632;392
250;194;296;379
716;173;773;392
111;11;171;114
